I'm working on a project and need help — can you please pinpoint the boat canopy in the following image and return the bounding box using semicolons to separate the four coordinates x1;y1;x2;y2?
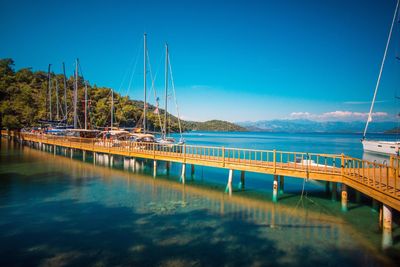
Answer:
66;129;101;138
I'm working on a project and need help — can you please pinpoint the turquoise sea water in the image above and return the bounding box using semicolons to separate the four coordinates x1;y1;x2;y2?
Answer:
0;132;399;266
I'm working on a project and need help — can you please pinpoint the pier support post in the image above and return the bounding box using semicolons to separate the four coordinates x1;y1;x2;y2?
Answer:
54;145;56;155
382;205;393;249
272;175;278;202
279;175;284;194
82;151;86;161
331;182;337;201
153;160;157;178
70;148;73;159
372;199;379;212
239;171;245;190
93;152;96;165
124;157;130;170
180;164;186;184
325;181;330;195
341;183;348;212
225;169;233;196
191;164;195;178
131;158;136;172
355;191;361;204
166;161;170;175
110;155;114;168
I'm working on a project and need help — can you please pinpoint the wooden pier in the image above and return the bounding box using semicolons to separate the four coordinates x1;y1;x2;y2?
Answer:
2;130;399;242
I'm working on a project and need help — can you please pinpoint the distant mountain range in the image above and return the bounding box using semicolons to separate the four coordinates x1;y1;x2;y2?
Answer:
236;119;398;133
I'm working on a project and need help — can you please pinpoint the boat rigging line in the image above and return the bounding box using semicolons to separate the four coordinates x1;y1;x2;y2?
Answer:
363;0;399;139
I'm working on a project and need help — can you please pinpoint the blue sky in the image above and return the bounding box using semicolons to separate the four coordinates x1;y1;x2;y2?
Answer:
1;0;400;122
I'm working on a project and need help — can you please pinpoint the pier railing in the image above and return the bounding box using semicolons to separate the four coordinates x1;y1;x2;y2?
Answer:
3;131;400;210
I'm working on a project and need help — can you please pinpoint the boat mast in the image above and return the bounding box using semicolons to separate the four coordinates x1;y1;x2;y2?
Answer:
62;62;68;121
164;43;169;139
111;88;114;129
143;33;147;134
47;64;52;121
55;78;59;121
73;59;79;129
363;0;399;139
84;81;88;130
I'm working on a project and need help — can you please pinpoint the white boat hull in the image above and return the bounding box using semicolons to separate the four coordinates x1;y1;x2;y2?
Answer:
362;140;400;156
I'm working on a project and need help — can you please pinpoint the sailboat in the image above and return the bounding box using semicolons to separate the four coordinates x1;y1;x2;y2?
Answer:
64;59;100;138
362;0;400;156
125;33;157;143
156;43;185;145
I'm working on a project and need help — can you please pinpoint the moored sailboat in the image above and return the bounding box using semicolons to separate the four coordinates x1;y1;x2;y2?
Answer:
362;0;400;156
156;42;184;146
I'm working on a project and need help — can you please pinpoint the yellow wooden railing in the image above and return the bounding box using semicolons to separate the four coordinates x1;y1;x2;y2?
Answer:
2;130;400;210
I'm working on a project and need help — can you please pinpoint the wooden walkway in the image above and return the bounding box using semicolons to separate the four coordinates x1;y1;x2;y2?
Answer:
4;131;400;211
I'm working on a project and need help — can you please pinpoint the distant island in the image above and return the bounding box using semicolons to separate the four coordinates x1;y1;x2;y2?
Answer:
185;120;246;132
0;58;245;132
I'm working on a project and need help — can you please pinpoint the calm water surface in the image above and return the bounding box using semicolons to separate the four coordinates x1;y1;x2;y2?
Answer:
0;132;399;266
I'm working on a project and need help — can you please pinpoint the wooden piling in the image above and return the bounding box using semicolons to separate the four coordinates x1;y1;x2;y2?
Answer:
279;175;284;194
124;157;130;170
180;164;186;184
372;199;379;212
331;182;337;201
240;171;245;190
341;183;348;212
325;181;330;195
225;169;233;196
166;161;170;175
383;205;392;231
191;164;195;177
131;158;136;172
273;175;278;202
153;160;157;178
355;191;361;204
382;204;393;249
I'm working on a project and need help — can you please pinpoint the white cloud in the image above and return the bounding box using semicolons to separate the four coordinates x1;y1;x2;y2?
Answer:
289;110;389;121
289;112;313;119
